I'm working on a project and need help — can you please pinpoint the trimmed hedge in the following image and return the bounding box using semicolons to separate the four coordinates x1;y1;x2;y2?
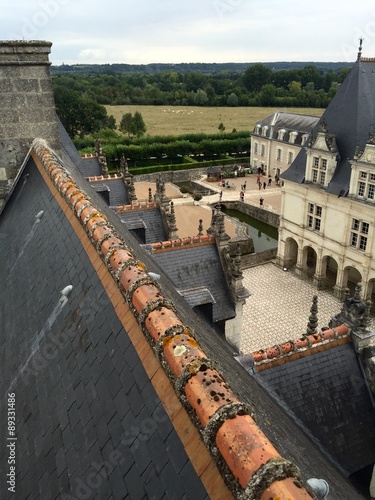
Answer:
128;156;246;176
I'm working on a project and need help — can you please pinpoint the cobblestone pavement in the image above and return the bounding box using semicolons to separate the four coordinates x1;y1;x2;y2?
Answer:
240;262;346;354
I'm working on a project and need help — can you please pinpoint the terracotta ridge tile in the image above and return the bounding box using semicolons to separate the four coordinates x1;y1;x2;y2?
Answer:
151;235;215;252
92;174;121;181
87;174;122;181
115;201;159;212
252;324;350;366
31;139;313;499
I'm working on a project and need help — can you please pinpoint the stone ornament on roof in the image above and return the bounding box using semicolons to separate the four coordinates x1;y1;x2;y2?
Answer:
330;283;371;333
306;295;318;336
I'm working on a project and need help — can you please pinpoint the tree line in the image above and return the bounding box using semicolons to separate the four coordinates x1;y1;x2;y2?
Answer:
53;62;351;111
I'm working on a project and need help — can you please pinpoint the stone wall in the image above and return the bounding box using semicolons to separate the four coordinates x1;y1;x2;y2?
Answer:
220;200;280;228
133;167;208;183
241;248;278;268
0;40;60;203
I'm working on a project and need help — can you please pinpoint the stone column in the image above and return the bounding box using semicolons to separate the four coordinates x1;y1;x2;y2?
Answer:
295;245;307;277
0;41;60;204
313;254;327;289
333;267;347;300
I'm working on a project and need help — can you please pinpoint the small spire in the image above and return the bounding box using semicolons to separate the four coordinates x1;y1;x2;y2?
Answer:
362;300;372;330
306;295;318;335
127;177;137;204
197;219;203;237
357;37;363;61
217;211;230;241
169;201;178;238
148;187;153;203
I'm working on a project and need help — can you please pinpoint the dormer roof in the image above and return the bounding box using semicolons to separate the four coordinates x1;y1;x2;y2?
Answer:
283;58;375;195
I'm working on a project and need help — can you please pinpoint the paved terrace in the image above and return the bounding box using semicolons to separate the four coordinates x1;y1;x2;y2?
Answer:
134;174;362;354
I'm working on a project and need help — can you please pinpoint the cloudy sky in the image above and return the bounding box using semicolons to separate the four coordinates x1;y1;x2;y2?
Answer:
4;0;375;65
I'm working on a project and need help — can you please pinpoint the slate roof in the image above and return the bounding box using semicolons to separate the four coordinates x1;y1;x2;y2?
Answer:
282;58;375;195
144;243;236;324
0;138;367;499
253;111;319;145
118;208;167;244
250;327;375;476
88;178;129;207
58;118;102;178
0;156;209;500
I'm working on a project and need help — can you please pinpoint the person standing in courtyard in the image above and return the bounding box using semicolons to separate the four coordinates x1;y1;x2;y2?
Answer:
260;197;264;207
263;181;267;190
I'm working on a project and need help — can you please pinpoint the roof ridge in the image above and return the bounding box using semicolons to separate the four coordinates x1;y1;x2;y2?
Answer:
151;234;215;251
88;174;123;182
252;324;350;369
31;138;313;499
116;201;159;212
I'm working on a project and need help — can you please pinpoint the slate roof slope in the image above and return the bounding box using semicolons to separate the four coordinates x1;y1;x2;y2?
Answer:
0;156;211;500
58;118;101;177
88;178;129;207
118;208;167;243
282;58;375;195
0;138;367;499
144;242;236;323
250;328;375;476
254;111;319;145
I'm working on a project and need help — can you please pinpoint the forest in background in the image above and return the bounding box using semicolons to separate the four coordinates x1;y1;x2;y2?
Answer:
52;62;351;109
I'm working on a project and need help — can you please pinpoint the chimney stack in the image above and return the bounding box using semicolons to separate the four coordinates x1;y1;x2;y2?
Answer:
0;40;60;204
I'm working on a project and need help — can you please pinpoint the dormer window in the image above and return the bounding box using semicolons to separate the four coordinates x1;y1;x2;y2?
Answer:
255;124;261;135
289;131;298;144
262;126;269;137
301;133;308;145
277;129;286;141
312;156;327;185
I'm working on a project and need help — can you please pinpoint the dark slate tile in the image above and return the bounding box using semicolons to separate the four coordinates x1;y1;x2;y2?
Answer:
143;462;166;500
124;463;147;500
165;432;189;474
159;461;188;500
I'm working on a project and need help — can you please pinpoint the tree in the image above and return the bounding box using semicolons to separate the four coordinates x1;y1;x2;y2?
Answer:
227;92;239;106
132;111;147;137
218;122;225;133
243;63;272;92
119;113;133;136
54;85;112;138
258;84;277;106
119;111;147;137
194;88;208;105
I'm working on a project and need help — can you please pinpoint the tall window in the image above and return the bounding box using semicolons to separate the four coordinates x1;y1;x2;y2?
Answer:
311;157;327;185
288;151;293;164
261;145;265;157
276;148;281;161
307;203;322;231
357;171;375;199
254;142;258;154
350;218;369;251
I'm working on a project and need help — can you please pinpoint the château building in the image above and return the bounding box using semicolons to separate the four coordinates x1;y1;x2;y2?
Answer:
277;43;375;305
250;111;319;178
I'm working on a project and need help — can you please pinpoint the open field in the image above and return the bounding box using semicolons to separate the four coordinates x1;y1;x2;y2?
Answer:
106;105;324;136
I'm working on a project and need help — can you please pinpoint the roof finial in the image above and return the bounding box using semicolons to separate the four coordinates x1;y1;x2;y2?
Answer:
357;37;363;61
306;295;318;335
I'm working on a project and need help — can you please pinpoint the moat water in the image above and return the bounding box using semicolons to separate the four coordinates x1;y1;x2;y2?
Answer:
221;207;278;253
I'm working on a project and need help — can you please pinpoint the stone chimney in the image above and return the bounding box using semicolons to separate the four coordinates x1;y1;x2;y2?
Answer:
0;40;60;204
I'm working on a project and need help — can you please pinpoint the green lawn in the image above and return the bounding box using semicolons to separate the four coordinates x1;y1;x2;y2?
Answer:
106;105;324;137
